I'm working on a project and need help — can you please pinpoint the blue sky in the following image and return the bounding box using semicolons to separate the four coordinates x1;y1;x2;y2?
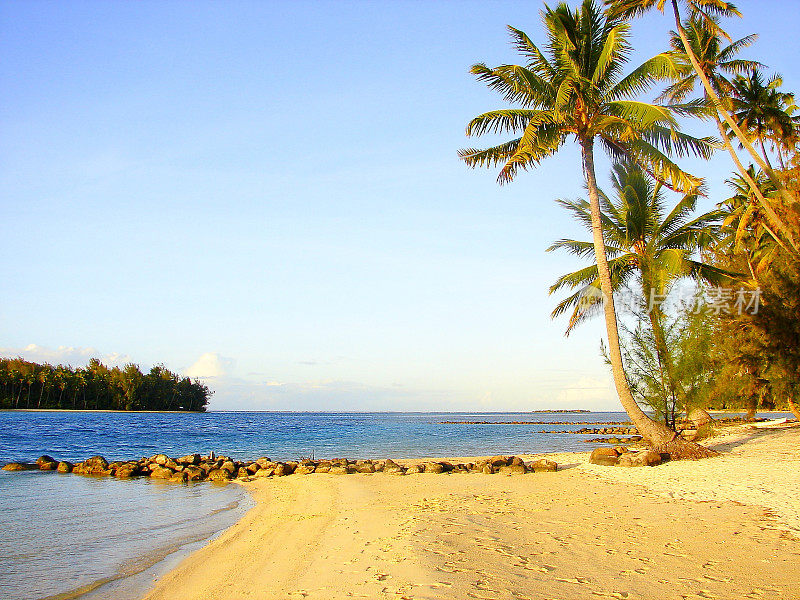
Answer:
1;0;798;410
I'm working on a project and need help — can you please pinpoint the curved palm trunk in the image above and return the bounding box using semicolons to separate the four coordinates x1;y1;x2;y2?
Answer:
581;139;713;458
711;113;795;252
670;0;798;218
787;396;800;421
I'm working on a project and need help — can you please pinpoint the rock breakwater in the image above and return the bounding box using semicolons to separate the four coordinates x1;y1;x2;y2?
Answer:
2;453;559;481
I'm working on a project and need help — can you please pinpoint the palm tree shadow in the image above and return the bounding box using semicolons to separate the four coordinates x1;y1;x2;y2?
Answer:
707;424;798;453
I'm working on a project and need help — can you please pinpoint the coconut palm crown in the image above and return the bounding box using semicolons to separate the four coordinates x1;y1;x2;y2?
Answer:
727;70;800;169
459;1;713;192
659;14;760;105
548;162;730;334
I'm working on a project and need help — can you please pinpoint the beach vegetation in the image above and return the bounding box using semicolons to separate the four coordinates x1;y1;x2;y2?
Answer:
0;357;211;412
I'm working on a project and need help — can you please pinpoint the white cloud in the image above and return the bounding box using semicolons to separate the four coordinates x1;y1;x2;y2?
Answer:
0;344;132;368
184;352;235;379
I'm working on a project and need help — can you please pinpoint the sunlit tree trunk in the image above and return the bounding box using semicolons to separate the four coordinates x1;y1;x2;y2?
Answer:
787;397;800;421
581;138;713;457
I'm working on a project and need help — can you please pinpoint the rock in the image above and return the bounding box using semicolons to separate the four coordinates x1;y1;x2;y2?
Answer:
405;464;424;474
170;471;189;483
150;466;174;479
220;460;236;473
295;464;316;475
489;456;510;467
354;460;375;474
689;408;714;429
184;466;205;481
116;463;140;478
36;455;57;467
207;468;233;481
84;456;110;472
589;448;619;466
253;467;273;478
56;461;73;473
246;463;260;475
383;460;406;475
530;459;557;473
273;463;290;477
152;454;170;465
618;450;662;467
2;462;36;471
510;456;525;466
588;450;614;464
164;459;179;470
314;463;331;474
508;463;528;474
236;467;250;478
481;463;494;474
178;454;201;465
255;457;273;469
329;465;352;475
613;446;630;455
38;460;58;471
423;462;445;474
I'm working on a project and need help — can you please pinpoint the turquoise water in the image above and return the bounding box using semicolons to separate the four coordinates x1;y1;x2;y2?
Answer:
0;410;789;600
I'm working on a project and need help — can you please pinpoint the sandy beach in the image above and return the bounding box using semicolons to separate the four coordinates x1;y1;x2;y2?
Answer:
143;424;799;600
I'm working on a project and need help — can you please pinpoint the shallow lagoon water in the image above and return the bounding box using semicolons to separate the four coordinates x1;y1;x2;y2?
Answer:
0;469;251;600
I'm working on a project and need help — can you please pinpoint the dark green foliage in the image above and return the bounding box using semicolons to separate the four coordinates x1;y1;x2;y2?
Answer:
0;357;210;412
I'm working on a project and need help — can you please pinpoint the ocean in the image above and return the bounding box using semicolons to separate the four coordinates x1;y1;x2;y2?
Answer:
0;409;783;600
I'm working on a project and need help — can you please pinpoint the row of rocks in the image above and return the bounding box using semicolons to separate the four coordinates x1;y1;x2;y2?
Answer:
543;426;640;435
2;453;559;481
589;447;666;467
583;436;643;444
439;421;633;426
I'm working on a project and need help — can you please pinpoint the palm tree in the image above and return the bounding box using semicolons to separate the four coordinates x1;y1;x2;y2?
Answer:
727;70;800;170
717;166;781;281
460;0;716;456
607;0;800;232
656;14;799;255
548;162;730;427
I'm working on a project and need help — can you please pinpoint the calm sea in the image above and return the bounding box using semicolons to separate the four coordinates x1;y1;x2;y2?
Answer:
0;410;784;600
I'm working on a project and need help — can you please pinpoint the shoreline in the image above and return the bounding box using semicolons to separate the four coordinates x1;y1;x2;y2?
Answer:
138;422;799;600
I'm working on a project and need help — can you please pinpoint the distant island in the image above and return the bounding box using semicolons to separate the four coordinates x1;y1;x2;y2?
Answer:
0;357;210;412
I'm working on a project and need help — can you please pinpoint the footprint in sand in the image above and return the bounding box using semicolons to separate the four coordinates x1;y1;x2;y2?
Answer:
537;565;556;573
556;577;591;584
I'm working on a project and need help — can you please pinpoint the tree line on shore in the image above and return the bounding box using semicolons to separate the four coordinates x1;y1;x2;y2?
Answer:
461;0;800;456
0;358;211;412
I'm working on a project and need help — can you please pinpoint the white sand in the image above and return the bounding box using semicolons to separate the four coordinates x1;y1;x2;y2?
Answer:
143;425;800;600
583;423;800;534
